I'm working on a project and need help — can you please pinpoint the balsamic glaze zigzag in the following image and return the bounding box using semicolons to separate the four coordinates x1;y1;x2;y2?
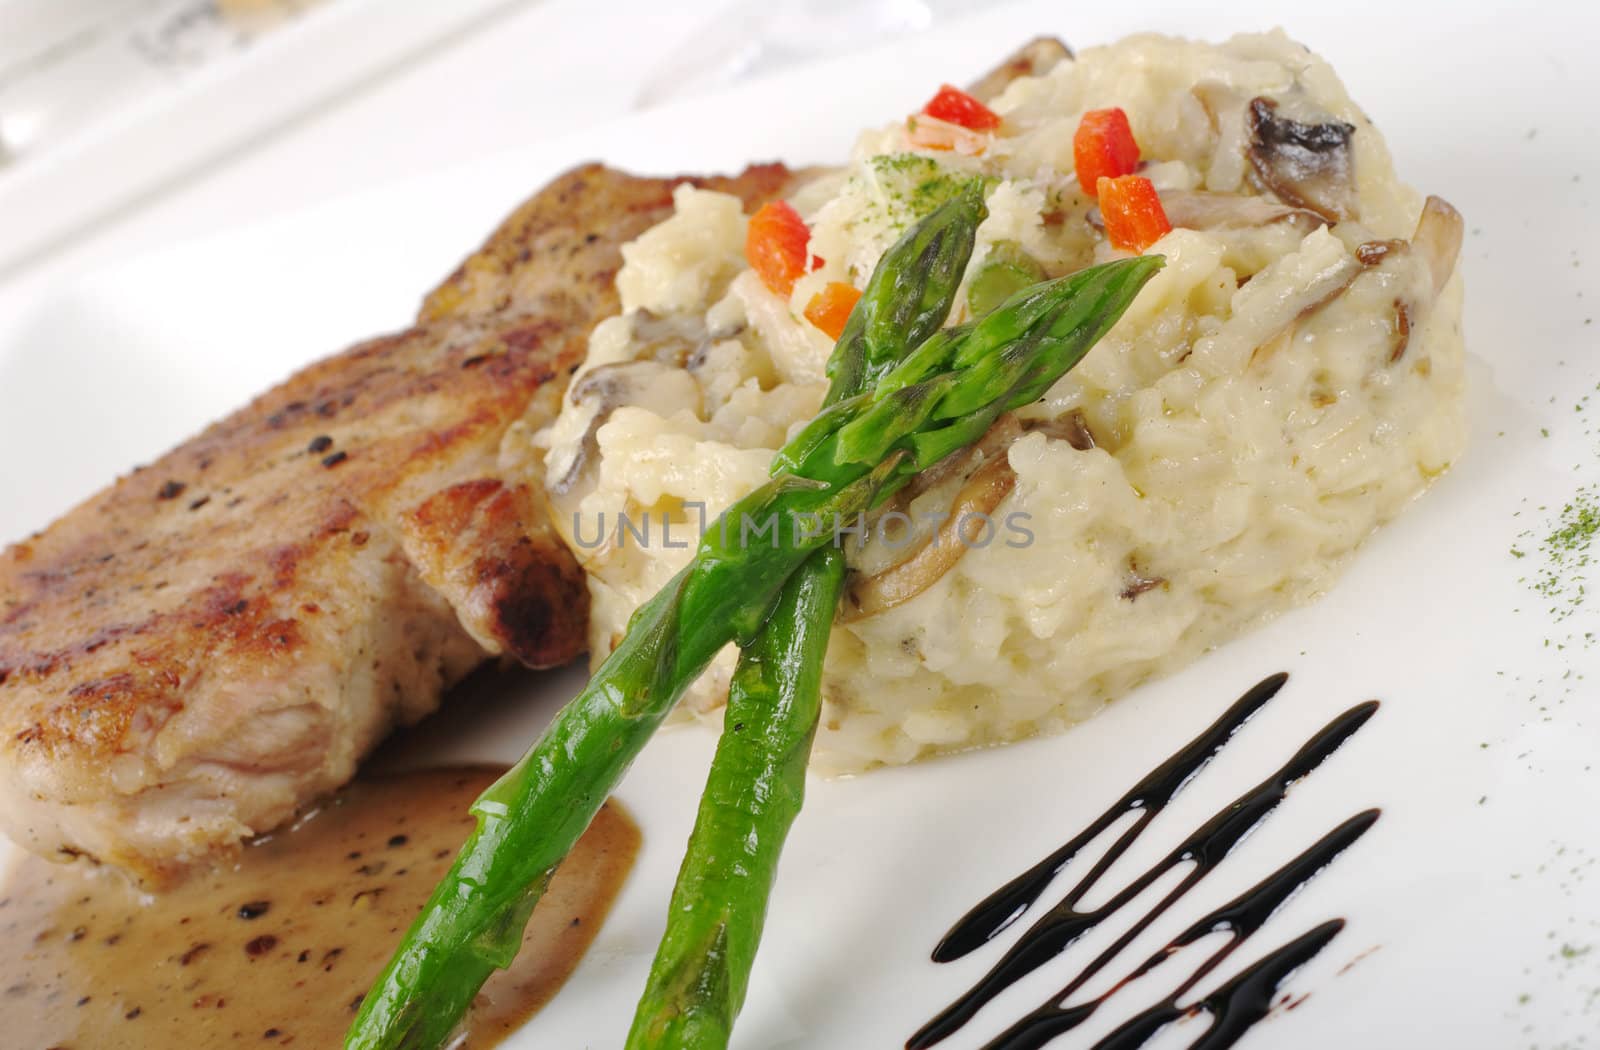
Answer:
909;673;1380;1050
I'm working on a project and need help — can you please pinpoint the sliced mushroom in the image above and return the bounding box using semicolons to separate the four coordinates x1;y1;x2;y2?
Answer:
628;309;710;368
1247;97;1358;224
1158;190;1327;233
1355;239;1407;267
1023;408;1098;451
550;359;701;495
1356;197;1461;364
548;309;715;496
1295;268;1364;325
1312;195;1461;368
903;414;1023;500
1191;228;1362;375
843;416;1023;618
1411;195;1463;297
843;453;1017;621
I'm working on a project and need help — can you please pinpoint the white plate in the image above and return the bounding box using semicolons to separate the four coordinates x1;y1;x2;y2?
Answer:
3;1;1597;1047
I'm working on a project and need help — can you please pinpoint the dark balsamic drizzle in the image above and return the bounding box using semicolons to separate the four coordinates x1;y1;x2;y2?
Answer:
983;813;1379;1050
931;673;1289;966
909;674;1380;1050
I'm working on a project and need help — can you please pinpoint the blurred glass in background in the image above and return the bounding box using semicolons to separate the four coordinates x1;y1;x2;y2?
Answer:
637;0;990;107
0;0;327;170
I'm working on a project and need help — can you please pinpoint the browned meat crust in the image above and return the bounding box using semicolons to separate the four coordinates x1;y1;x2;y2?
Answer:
0;162;800;886
421;161;802;322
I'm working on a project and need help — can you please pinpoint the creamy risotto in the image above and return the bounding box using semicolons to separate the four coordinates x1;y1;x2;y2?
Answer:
528;30;1466;772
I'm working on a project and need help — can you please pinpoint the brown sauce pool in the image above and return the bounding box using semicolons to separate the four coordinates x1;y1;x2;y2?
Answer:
0;766;639;1049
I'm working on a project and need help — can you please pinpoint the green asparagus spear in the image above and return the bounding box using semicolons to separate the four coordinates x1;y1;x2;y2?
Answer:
772;257;1160;485
625;547;847;1049
823;181;989;406
621;261;1162;1050
624;189;989;1049
346;217;1162;1050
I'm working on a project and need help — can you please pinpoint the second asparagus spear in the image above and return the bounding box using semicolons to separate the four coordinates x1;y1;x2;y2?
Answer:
624;185;991;1048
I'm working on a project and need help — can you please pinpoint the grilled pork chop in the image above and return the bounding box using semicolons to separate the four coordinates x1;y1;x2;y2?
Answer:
0;162;799;887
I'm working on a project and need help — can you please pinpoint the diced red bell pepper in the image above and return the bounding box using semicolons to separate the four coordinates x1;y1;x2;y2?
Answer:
1074;108;1140;198
803;282;863;340
1098;175;1171;253
921;84;1001;131
746;200;811;296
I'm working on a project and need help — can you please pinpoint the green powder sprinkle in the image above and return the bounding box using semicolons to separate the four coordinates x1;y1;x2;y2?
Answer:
1525;484;1600;620
866;154;999;230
